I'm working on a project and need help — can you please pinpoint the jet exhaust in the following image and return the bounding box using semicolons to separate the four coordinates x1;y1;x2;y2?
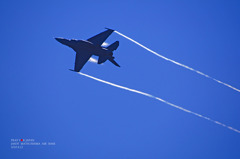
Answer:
114;31;240;94
79;72;240;134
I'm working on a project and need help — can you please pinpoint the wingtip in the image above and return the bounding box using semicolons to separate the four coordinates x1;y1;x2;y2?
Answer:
69;69;79;72
105;27;114;31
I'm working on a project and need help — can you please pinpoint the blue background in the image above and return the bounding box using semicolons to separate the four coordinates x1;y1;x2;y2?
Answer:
1;0;240;158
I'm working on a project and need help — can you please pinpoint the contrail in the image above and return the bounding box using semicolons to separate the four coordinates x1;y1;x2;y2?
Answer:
114;31;240;93
79;72;240;134
88;57;98;63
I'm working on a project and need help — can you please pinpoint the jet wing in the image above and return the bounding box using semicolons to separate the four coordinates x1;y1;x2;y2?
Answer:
74;52;92;72
87;29;114;46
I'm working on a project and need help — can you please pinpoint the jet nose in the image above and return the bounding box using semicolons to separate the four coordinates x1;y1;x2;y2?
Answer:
55;37;71;47
55;37;64;43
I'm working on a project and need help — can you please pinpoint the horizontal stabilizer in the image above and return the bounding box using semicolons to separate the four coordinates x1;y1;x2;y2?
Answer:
109;58;120;67
107;41;119;52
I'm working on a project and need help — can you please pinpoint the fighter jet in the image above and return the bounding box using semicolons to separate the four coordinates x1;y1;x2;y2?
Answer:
55;28;120;72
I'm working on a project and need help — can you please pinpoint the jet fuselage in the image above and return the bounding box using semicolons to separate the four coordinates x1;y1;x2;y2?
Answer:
56;38;112;57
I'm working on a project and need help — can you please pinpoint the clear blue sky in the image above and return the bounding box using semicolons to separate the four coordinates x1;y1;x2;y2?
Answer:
1;0;240;158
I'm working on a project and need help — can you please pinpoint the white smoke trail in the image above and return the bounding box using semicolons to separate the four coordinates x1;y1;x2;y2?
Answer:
114;31;240;93
79;72;240;134
88;57;98;63
101;42;109;47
